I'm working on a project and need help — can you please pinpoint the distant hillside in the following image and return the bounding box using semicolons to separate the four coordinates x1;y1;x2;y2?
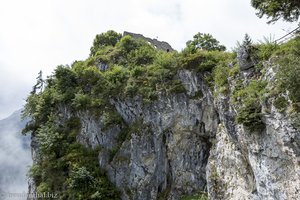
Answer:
0;110;31;199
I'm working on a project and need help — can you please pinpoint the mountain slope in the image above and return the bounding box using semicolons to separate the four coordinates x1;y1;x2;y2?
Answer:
0;110;31;198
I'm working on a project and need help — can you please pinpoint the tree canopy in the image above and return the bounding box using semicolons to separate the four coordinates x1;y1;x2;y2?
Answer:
90;30;122;56
251;0;300;23
186;33;226;52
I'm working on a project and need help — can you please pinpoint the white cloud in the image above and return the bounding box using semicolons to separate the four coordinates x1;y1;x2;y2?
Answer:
0;111;31;198
0;0;296;118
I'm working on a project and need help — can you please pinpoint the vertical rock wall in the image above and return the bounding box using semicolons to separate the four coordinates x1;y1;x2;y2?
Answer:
208;65;300;199
28;67;300;200
76;70;218;199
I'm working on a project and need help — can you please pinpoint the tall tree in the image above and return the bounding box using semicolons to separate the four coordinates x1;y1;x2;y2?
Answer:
251;0;300;23
31;70;45;94
237;34;258;70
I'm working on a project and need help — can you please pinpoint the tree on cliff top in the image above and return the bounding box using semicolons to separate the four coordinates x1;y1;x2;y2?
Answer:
90;30;122;56
251;0;300;23
186;33;226;53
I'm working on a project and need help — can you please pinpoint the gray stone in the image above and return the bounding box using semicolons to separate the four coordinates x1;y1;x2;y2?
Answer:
28;63;300;200
236;45;257;71
78;70;217;200
209;63;300;200
123;31;174;52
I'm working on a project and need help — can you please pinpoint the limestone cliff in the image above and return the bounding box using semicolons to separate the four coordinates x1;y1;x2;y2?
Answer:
25;31;300;200
75;70;217;200
208;63;300;200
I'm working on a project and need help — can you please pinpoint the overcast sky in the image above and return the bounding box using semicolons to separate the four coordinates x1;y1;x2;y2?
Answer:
0;0;296;119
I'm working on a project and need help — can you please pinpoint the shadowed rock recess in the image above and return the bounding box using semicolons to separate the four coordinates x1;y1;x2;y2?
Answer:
25;32;300;200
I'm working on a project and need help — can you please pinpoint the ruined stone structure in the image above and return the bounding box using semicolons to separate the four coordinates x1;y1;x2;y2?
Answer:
123;31;174;52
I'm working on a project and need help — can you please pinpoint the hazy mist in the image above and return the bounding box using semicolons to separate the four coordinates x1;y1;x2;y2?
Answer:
0;110;31;200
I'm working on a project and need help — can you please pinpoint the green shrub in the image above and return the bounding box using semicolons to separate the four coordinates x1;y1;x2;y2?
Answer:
154;51;178;69
179;50;234;73
167;79;186;94
102;110;123;129
257;42;279;61
228;64;239;77
273;96;288;113
128;43;156;66
213;64;229;88
233;80;267;131
72;92;92;109
236;103;264;131
102;65;129;96
36;182;50;193
272;36;300;118
117;35;139;54
276;54;300;103
180;191;208;200
68;166;95;190
90;30;122;56
28;164;42;184
179;51;213;72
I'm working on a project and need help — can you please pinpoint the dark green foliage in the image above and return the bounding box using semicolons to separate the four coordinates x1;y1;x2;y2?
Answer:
117;35;139;54
27;117;120;200
233;80;267;131
236;103;264;131
273;36;300;128
186;32;226;53
31;70;45;94
54;66;78;102
90;30;122;56
157;187;171;200
243;34;252;47
190;90;203;99
251;0;300;23
128;43;156;66
102;109;123;129
102;65;129;96
276;37;300;104
179;50;232;73
274;96;288;112
236;34;259;70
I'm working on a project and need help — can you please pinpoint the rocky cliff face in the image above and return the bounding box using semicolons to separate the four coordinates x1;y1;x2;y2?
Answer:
26;32;300;200
74;67;299;199
74;70;218;199
208;64;300;200
28;66;300;200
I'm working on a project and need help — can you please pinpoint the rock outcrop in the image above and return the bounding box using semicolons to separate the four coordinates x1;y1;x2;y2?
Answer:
76;70;218;199
27;33;300;200
208;64;300;200
52;64;299;200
